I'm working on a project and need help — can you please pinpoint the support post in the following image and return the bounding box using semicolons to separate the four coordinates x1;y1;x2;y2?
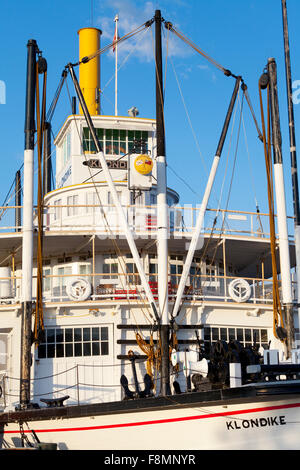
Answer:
268;57;294;357
15;170;21;232
282;0;300;346
43;122;52;195
155;10;170;396
20;39;37;407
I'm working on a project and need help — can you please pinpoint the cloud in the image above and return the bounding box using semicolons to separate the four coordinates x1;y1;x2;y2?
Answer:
95;0;192;63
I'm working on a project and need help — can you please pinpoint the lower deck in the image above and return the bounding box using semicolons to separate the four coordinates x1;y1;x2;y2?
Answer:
0;297;292;411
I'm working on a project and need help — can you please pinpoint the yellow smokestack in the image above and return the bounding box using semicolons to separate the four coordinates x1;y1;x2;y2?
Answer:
77;27;102;115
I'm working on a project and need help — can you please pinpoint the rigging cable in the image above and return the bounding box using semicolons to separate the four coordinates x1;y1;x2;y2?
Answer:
34;56;47;344
164;20;263;146
77;21;152;65
258;78;286;342
64;77;155;328
46;70;67;123
173;86;242;320
240;89;264;235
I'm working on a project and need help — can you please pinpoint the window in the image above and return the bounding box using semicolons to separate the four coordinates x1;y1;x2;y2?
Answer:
103;255;118;279
123;254;140;285
62;132;71;166
170;255;183;286
38;326;109;358
83;128;148;155
55;266;72;297
53;199;62;221
203;326;268;355
107;191;122;209
204;259;218;291
67;195;78;216
86;192;96;213
149;257;157;283
127;130;148;154
79;263;92;283
150;193;157;205
190;266;201;289
43;267;51;292
190;257;202;289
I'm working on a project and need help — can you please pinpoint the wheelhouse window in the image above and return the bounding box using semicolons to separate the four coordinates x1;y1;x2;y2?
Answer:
38;326;109;358
83;127;148;155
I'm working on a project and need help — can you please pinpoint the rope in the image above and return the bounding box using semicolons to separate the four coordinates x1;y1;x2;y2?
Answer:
135;332;160;379
166;22;233;77
46;70;67;123
258;81;286;342
34;60;47;344
79;22;150;64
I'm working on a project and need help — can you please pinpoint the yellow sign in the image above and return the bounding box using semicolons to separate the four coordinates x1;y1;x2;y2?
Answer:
134;154;153;175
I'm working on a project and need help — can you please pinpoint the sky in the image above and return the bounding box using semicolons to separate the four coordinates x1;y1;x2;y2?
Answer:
1;0;300;232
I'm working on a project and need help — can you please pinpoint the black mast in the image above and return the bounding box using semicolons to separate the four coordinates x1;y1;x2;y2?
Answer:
282;0;300;226
155;9;170;396
15;170;21;232
268;57;294;357
282;0;300;349
43;122;52;195
20;39;37;408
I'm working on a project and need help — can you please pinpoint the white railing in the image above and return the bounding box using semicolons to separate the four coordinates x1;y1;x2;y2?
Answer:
0;204;295;239
0;272;295;306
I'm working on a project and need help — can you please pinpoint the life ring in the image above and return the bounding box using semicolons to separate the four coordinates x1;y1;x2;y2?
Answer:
228;278;251;303
66;277;91;301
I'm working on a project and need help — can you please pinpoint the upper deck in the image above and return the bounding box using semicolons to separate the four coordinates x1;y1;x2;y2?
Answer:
0;199;295;308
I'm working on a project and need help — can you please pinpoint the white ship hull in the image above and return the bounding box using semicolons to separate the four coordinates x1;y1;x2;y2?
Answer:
2;386;300;450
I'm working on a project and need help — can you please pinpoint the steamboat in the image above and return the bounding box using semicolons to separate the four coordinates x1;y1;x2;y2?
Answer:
0;2;300;451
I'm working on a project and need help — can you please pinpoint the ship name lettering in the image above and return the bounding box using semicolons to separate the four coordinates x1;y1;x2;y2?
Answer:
226;415;286;430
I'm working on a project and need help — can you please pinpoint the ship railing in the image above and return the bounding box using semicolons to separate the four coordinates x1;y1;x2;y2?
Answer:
5;352;299;409
0;271;297;306
0;204;295;240
1;362;190;408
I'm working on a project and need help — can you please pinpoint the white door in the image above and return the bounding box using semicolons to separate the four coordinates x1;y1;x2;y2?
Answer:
33;324;116;406
0;331;11;407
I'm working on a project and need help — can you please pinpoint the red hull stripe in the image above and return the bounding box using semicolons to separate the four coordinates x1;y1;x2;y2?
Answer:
4;401;300;435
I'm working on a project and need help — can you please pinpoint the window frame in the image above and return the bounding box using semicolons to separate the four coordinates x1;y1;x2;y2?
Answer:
203;326;269;353
37;325;110;359
82;127;149;156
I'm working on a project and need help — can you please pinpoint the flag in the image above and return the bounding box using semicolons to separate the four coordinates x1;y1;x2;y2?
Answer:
113;15;119;52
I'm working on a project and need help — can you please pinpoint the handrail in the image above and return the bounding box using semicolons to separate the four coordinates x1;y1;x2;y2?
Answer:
0;204;295;240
